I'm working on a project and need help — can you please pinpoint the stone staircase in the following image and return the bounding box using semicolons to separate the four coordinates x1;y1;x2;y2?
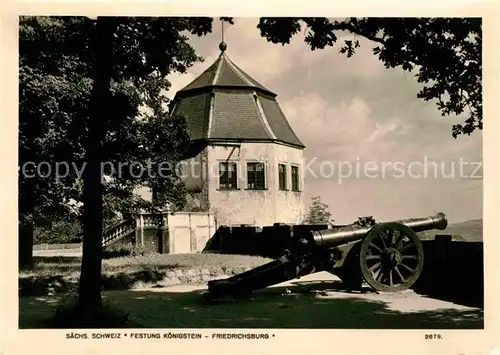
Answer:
102;218;136;247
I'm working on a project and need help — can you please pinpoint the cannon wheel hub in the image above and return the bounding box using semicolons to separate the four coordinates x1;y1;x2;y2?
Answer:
359;222;424;292
382;248;403;267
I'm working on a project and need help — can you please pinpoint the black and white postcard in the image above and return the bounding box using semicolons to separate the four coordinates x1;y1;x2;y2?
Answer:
1;2;499;354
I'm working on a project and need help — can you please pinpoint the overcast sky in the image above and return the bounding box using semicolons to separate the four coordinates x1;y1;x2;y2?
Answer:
165;18;482;224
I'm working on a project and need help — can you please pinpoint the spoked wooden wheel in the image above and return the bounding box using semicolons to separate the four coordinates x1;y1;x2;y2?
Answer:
360;222;424;292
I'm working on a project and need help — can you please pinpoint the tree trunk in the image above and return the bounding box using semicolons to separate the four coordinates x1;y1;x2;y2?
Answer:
78;17;116;310
18;221;34;270
18;180;35;271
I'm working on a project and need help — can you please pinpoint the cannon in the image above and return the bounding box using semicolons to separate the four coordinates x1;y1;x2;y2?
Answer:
202;212;448;301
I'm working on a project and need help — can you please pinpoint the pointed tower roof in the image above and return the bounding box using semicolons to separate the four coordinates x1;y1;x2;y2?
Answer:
179;51;275;96
171;45;304;149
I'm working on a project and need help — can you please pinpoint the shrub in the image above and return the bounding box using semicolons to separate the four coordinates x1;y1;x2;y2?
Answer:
34;220;82;244
19;275;70;297
102;244;157;259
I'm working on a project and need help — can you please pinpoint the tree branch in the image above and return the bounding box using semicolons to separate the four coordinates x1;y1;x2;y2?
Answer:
330;21;387;46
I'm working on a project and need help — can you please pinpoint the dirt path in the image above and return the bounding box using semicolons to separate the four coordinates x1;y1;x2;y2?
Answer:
20;272;483;329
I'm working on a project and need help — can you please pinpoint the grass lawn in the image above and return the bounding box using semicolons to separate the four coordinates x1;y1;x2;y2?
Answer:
19;253;272;296
21;253;271;278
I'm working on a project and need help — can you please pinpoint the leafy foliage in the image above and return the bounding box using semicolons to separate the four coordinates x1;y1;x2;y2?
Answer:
33;214;123;244
353;216;377;228
19;16;227;305
19;16;213;227
18;17;219;229
102;243;156;259
256;17;482;138
34;220;82;244
303;196;334;225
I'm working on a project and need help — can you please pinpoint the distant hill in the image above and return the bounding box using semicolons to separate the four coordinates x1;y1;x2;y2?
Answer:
418;218;483;242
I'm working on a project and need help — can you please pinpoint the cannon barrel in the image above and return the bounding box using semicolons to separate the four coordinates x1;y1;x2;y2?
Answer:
311;212;448;248
203;212;448;300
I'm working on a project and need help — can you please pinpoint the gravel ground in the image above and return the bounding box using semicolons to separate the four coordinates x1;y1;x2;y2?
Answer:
139;271;479;314
19;271;483;329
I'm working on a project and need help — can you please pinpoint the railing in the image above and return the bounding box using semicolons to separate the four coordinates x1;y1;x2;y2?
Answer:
141;213;167;228
102;218;137;247
33;211;216;251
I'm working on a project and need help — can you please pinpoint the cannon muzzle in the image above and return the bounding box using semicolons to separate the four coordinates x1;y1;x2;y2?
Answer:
311;212;448;248
203;212;448;299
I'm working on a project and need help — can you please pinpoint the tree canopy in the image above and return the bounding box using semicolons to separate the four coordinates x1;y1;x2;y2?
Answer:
19;16;213;224
19;16;222;311
256;17;482;138
303;196;334;226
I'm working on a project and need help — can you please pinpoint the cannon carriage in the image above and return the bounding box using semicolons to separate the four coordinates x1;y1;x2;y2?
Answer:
202;212;448;301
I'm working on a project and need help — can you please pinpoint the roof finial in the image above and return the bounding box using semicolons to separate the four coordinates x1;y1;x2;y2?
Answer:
219;18;227;53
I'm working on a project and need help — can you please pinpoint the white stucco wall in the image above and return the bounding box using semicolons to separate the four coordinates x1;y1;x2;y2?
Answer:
166;212;217;254
203;142;305;226
134;141;305;226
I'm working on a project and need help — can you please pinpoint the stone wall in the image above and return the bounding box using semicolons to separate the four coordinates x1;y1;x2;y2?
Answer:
19;267;243;297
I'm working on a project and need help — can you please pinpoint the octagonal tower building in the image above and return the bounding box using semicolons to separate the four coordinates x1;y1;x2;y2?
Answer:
171;42;305;226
